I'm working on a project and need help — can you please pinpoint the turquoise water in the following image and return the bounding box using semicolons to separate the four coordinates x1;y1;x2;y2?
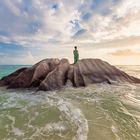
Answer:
0;65;31;79
0;65;140;140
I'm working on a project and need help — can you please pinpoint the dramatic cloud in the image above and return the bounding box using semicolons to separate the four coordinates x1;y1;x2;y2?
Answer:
0;0;140;64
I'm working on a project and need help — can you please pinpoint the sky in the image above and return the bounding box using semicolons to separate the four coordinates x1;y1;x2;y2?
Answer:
0;0;140;65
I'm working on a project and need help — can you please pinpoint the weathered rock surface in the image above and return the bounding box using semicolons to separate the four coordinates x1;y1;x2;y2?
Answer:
72;59;140;86
39;59;70;90
0;58;60;88
0;68;27;86
0;58;140;91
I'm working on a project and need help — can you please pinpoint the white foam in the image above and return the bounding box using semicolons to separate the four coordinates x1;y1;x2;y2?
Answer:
7;115;15;125
124;93;140;105
56;97;89;140
7;115;25;137
111;125;120;140
12;127;24;136
27;93;89;140
45;122;66;132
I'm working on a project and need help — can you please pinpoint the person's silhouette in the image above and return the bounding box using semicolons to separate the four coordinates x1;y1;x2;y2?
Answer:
73;46;79;64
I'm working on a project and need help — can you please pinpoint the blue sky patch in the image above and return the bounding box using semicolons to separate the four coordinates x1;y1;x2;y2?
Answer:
0;42;27;57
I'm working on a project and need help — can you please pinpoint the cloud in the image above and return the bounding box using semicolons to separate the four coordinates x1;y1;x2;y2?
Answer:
109;49;140;56
0;42;27;56
0;0;139;64
0;42;36;64
93;36;140;49
79;0;140;41
0;52;36;65
0;0;139;45
3;0;21;16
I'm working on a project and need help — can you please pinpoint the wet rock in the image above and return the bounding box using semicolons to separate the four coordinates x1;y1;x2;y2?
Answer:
0;58;140;90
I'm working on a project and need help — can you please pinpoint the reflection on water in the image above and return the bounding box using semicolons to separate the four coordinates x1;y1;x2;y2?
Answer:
0;66;140;140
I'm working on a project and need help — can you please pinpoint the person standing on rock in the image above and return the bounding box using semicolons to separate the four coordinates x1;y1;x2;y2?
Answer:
73;46;79;64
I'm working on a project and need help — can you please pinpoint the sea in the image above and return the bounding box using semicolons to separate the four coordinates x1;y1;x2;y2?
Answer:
0;65;140;140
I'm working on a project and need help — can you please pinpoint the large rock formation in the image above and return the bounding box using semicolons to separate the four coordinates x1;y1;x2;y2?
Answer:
72;59;140;86
39;59;70;90
0;58;140;91
0;58;60;88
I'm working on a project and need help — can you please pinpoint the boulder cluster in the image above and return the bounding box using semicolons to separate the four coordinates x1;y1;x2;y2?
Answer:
0;58;140;91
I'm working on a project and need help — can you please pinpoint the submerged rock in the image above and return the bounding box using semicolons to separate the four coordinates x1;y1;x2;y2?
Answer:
0;58;140;91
